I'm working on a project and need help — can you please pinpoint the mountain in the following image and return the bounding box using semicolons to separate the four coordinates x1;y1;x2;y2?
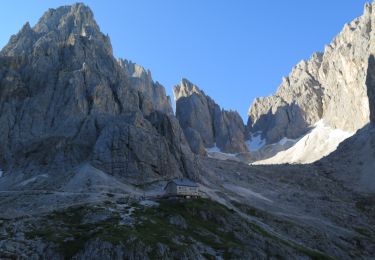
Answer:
118;59;173;115
174;78;248;154
0;3;196;187
0;3;374;259
315;54;375;194
246;2;375;163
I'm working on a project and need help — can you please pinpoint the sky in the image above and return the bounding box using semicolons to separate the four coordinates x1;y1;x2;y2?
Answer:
0;0;370;120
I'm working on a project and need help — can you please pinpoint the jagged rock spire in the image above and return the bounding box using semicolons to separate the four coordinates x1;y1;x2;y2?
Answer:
174;79;248;154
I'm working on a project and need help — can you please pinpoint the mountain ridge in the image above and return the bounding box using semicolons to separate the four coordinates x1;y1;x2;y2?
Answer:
0;3;197;184
0;2;374;259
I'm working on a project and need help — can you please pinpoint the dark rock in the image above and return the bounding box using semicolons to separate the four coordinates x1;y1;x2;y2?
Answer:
366;55;375;125
183;127;207;156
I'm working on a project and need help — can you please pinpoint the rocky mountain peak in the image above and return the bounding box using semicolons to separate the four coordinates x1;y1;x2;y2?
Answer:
34;3;98;34
0;3;195;183
118;59;173;114
119;59;151;80
173;78;203;104
1;3;112;57
364;2;374;16
173;79;248;154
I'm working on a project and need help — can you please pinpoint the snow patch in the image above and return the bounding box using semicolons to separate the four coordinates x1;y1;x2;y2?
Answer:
255;120;354;165
246;132;266;151
206;144;237;157
206;144;238;160
206;144;222;153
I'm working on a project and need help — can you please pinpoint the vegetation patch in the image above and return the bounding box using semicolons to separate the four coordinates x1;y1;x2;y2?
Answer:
24;198;334;259
24;199;244;258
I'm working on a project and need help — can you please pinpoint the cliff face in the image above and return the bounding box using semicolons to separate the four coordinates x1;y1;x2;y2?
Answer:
0;3;196;184
118;59;173;115
248;53;324;144
174;79;247;154
316;54;375;194
248;3;375;144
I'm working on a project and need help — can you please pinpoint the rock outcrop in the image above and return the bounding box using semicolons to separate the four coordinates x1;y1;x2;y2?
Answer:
174;79;247;154
118;59;173;115
248;2;375;144
0;3;196;184
248;53;324;144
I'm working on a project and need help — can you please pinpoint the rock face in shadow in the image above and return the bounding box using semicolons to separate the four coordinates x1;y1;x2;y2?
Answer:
174;79;247;154
366;55;375;125
0;3;196;183
248;3;375;143
249;102;313;144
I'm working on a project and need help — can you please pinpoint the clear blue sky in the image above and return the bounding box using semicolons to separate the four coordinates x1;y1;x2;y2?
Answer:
0;0;370;120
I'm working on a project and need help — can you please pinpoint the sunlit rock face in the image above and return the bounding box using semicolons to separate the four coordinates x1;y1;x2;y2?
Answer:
248;3;375;144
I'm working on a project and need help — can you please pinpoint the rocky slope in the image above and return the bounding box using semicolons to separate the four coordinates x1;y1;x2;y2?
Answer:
1;156;373;259
0;3;196;185
174;78;248;154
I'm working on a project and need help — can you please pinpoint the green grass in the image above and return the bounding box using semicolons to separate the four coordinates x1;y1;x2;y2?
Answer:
25;199;243;259
231;200;259;216
355;227;371;237
355;201;367;212
132;198;243;257
25;205;123;259
25;198;334;259
355;196;375;213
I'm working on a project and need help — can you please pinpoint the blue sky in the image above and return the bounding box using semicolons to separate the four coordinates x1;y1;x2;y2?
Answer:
0;0;370;120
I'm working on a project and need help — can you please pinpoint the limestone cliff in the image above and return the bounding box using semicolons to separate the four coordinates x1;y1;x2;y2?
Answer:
316;54;375;194
118;59;173;115
248;3;375;144
174;79;247;154
0;3;196;184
